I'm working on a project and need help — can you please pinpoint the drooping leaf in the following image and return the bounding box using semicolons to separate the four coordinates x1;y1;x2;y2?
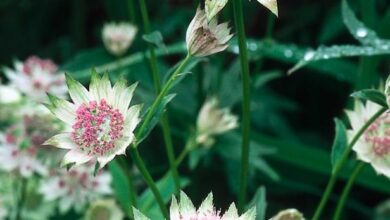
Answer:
341;0;390;47
288;45;390;74
136;94;176;144
142;31;167;50
253;71;282;88
108;160;132;216
351;89;388;108
330;118;348;173
248;186;267;220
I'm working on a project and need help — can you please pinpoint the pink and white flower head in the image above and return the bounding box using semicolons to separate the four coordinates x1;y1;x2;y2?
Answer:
346;100;390;178
44;71;141;169
3;56;67;102
39;165;112;213
133;191;256;220
196;97;238;147
0;130;48;177
186;8;233;57
102;22;138;56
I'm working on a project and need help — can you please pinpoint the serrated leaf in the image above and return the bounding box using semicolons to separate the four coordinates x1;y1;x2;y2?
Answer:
142;31;166;50
257;0;278;17
351;89;388;108
108;160;132;216
342;0;390;47
330;118;348;173
136;94;176;144
288;45;390;74
248;186;267;220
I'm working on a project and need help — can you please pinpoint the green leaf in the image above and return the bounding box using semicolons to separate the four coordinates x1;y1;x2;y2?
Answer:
330;118;348;173
288;45;390;74
108;160;132;216
341;0;390;47
138;172;189;219
253;71;282;88
136;94;176;144
142;31;166;50
248;186;267;220
351;89;388;108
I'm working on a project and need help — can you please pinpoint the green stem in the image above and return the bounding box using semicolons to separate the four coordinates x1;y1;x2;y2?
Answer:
15;179;26;220
118;157;138;216
138;0;181;194
130;148;169;219
312;107;386;220
232;0;252;211
136;54;192;139
332;162;365;220
175;136;197;167
127;0;136;23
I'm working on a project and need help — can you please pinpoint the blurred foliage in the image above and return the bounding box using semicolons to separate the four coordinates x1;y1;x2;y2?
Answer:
0;0;390;219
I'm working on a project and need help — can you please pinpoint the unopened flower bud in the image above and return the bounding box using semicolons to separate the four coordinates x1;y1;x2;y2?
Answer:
102;22;138;56
186;8;233;57
196;97;238;147
85;199;123;220
270;209;305;220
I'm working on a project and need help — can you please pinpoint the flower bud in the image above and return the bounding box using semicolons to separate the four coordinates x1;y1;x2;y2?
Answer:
186;8;233;57
102;22;138;56
270;209;305;220
205;0;228;21
85;199;123;220
196;97;238;147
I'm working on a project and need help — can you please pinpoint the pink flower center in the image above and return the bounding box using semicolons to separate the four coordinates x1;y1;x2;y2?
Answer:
365;114;390;157
71;99;124;156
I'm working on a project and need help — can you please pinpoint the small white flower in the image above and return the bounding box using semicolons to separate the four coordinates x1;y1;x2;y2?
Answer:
134;191;256;220
0;132;48;177
346;101;390;178
0;85;22;104
102;22;138;56
3;56;67;102
186;8;233;57
196;97;238;147
39;165;112;213
269;208;305;220
84;199;124;220
44;71;141;168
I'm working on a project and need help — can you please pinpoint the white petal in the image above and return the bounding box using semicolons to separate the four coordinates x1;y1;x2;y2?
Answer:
44;133;76;149
124;104;142;132
65;74;91;105
170;196;180;220
238;206;256;220
46;95;76;125
222;203;239;220
117;82;137;114
179;191;196;217
113;135;134;155
62;149;92;166
198;192;214;215
97;154;116;168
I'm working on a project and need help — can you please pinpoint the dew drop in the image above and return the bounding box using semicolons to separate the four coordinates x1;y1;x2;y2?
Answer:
304;51;315;61
356;28;367;38
284;49;293;58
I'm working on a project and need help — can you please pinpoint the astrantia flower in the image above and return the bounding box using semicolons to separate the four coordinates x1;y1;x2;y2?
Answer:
39;165;112;213
0;131;48;177
186;7;233;57
102;22;138;56
134;191;256;220
270;209;305;220
196;97;238;147
44;72;141;168
346;101;390;178
84;199;124;220
3;56;66;102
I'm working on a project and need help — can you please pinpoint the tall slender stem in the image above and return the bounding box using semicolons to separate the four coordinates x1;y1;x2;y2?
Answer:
130;148;169;219
138;0;181;194
127;0;136;23
232;0;251;211
15;179;26;220
332;162;365;220
118;157;138;217
312;107;386;220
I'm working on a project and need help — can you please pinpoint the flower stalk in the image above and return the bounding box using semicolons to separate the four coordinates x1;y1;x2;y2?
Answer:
231;0;252;211
138;0;181;194
332;162;365;220
312;107;387;220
